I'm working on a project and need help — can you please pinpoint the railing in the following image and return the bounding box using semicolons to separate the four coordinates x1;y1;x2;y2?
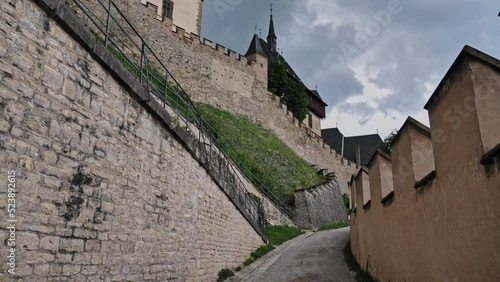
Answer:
67;0;295;222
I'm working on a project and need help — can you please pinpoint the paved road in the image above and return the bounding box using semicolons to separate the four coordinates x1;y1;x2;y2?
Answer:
242;227;355;282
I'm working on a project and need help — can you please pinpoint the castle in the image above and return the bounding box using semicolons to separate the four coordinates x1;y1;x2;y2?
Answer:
3;0;497;281
243;7;328;137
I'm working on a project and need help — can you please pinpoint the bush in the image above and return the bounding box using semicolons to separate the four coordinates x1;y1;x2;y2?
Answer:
216;269;234;282
250;244;275;260
342;193;350;212
243;257;254;266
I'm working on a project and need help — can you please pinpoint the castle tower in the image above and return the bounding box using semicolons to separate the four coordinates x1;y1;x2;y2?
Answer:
267;4;277;53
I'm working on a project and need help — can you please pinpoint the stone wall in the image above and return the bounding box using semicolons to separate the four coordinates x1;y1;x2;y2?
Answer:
349;46;500;282
76;0;358;195
0;1;267;280
295;175;347;229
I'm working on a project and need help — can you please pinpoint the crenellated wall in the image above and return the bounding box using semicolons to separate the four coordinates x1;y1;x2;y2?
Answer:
349;46;500;282
74;0;358;195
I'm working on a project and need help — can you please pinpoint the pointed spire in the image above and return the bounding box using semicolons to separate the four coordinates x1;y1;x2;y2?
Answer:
267;2;277;53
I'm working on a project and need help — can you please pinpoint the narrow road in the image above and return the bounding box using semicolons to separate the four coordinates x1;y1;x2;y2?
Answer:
242;227;355;282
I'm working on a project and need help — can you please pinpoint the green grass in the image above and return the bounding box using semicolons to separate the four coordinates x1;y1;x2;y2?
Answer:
197;104;326;206
243;257;254;266
250;244;275;260
242;225;303;267
264;225;304;246
317;222;349;231
343;240;377;282
216;269;234;282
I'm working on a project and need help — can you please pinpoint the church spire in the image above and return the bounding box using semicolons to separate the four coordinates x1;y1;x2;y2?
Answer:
267;3;277;53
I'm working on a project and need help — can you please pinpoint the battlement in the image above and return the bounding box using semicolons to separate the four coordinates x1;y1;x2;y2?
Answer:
266;91;358;169
170;24;261;66
349;45;500;281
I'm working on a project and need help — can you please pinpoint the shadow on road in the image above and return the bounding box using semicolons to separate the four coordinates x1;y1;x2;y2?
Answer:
343;240;377;282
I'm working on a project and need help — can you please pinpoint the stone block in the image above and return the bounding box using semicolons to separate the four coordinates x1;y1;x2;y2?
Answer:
61;264;81;276
40;236;60;252
33;263;51;276
84;239;100;252
42;65;63;91
73;253;92;264
59;238;84;253
62;79;76;100
81;265;98;275
25;251;55;264
17;232;39;250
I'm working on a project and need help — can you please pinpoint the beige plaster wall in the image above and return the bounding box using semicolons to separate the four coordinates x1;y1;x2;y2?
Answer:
470;58;500;153
349;53;500;282
0;1;264;280
410;128;435;182
302;111;322;136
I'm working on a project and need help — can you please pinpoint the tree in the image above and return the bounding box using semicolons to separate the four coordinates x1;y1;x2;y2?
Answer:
268;61;308;121
342;193;350;212
380;129;398;154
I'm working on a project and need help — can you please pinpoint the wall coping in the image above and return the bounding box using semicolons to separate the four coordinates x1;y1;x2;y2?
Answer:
424;45;500;110
390;116;430;148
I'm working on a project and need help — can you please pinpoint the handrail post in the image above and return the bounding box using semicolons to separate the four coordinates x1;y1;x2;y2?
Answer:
186;99;190;128
104;0;112;48
164;72;169;108
140;41;145;84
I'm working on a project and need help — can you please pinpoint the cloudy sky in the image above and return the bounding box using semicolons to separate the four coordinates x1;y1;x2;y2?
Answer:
200;0;499;138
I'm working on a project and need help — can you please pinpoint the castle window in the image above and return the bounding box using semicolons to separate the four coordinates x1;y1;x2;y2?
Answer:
308;113;313;128
164;0;174;19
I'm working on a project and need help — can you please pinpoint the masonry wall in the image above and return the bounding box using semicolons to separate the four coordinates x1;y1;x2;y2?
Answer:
77;0;358;195
349;48;500;282
295;176;347;229
0;1;265;280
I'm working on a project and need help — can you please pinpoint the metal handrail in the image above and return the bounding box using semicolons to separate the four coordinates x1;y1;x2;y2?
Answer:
69;0;294;222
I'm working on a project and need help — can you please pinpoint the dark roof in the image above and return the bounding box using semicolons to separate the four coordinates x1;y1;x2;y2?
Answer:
321;128;344;153
343;134;383;166
244;17;328;108
244;34;267;57
308;89;327;107
310;89;321;100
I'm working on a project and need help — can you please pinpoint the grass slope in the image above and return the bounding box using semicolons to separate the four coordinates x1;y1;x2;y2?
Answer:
264;225;304;245
198;104;325;206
